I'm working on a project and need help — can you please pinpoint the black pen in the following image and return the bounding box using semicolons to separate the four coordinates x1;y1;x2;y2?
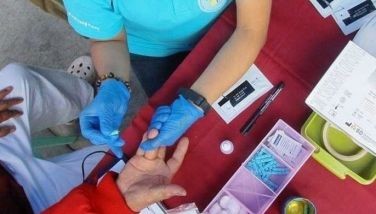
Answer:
240;81;285;135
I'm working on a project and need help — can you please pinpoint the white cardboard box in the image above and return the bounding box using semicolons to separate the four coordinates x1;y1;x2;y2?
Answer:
306;41;376;154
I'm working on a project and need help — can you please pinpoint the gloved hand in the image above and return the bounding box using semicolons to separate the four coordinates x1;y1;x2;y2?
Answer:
79;79;130;158
140;95;204;151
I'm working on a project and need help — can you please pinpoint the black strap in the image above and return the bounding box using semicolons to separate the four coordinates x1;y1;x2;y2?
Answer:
178;88;211;114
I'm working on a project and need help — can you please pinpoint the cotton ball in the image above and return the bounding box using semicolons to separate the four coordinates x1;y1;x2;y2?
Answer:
208;203;222;214
219;195;231;208
225;197;241;214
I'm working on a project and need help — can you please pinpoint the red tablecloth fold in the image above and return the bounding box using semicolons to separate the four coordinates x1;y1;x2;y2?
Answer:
89;1;376;213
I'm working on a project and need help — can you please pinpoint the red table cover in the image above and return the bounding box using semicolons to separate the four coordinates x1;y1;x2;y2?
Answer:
89;0;376;213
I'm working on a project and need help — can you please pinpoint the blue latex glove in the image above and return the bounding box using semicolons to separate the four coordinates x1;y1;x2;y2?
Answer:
80;79;130;158
140;95;204;151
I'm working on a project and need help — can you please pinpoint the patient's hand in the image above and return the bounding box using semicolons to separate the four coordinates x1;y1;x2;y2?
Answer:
0;86;23;137
116;135;189;212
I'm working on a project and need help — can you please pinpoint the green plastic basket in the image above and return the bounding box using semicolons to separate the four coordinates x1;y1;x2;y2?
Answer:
301;113;376;185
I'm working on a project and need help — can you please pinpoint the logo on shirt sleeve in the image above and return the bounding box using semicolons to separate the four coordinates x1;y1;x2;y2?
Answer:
198;0;228;12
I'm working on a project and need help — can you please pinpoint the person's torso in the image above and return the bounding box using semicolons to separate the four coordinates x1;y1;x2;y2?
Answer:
113;0;233;56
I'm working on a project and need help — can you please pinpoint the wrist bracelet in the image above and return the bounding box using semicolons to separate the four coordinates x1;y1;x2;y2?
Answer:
96;72;131;91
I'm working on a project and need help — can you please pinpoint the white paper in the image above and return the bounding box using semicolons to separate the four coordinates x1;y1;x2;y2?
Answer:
140;203;166;214
309;0;355;18
332;0;376;35
309;0;376;35
212;65;273;124
310;0;337;18
306;41;376;154
268;130;302;159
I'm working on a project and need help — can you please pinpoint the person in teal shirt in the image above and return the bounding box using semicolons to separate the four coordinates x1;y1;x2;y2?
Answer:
62;0;272;156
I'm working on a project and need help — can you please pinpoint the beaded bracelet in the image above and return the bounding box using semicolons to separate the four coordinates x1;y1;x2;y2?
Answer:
95;72;131;92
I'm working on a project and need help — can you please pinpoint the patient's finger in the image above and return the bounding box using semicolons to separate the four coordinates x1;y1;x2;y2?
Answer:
136;132;149;156
144;149;159;160
147;184;186;206
147;128;159;139
144;129;165;160
0;110;23;123
167;137;189;176
0;98;24;111
0;86;12;100
0;126;16;137
139;131;160;160
157;146;166;159
136;148;145;156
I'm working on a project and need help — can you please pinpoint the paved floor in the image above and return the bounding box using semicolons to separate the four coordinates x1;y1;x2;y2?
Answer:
0;0;147;157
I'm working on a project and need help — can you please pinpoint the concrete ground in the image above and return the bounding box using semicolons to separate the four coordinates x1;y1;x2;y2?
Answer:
0;0;147;157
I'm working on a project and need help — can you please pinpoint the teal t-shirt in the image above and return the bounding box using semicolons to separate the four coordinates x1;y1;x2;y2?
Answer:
63;0;232;57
